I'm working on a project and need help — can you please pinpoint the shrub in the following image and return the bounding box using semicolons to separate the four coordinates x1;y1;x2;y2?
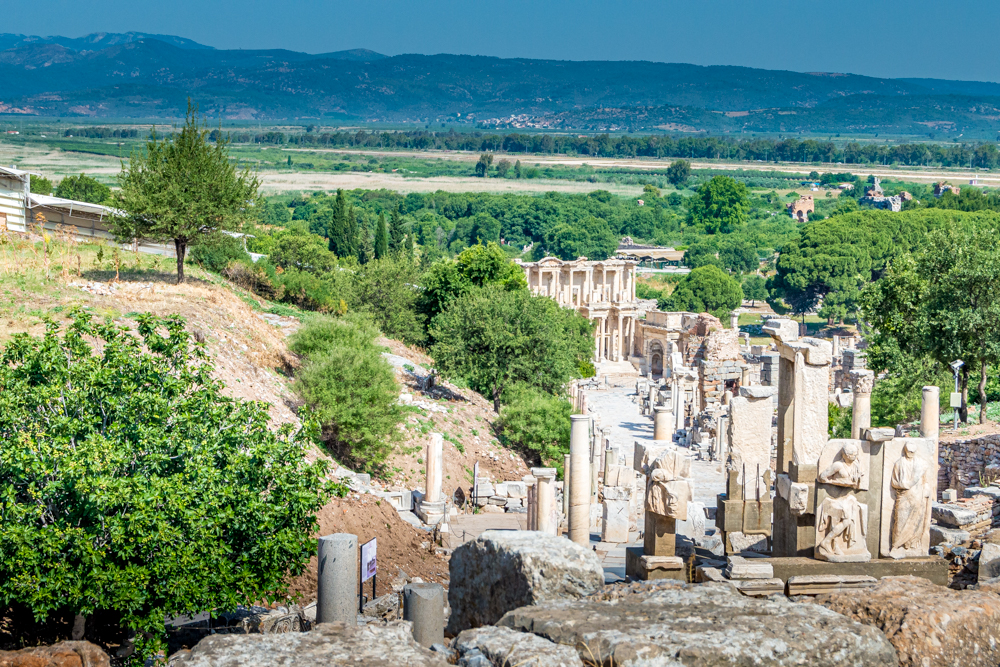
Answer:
188;232;250;273
290;316;402;471
497;384;573;474
0;312;335;661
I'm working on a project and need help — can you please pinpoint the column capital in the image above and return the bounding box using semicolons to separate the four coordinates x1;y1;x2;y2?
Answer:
849;369;875;395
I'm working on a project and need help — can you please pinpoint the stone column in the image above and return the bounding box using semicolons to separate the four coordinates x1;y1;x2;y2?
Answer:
591;425;601;500
403;583;444;648
568;267;574;306
850;370;874;439
921;385;940;441
653;405;672;441
673;377;685;431
647;384;657;414
426;433;443;503
616;313;624;361
524;474;537;531
568;414;592;546
532;467;557;535
417;433;446;524
317;533;358;624
562;453;572;519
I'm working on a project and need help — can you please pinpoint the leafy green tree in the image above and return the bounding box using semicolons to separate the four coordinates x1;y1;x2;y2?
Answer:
687;176;750;234
475;152;494;178
546;217;617;261
470;212;500;244
742;274;768;306
514;160;522;179
112;102;261;283
350;254;425;345
495;159;512;178
55;174;112;205
29;174;53;195
290;315;403;470
0;312;334;660
417;242;527;329
374;212;389;259
663;265;743;319
682;241;720;269
497;384;573;472
861;225;1000;423
666;159;691;187
718;239;758;274
430;285;592;412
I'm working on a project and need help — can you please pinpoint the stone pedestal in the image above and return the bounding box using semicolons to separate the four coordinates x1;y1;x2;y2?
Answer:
625;547;685;581
568;415;592;546
644;511;676;556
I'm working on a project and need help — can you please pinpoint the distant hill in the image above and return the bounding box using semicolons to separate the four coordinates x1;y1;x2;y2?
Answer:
0;37;997;137
0;31;214;52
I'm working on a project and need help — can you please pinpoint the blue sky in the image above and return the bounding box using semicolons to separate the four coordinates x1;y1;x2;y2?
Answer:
8;0;1000;82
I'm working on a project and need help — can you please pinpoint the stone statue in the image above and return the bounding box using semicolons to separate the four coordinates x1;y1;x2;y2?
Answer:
889;440;930;559
644;448;692;521
818;442;863;489
815;495;870;562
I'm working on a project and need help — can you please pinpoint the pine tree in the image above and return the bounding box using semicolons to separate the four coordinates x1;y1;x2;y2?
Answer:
374;212;389;260
389;208;406;252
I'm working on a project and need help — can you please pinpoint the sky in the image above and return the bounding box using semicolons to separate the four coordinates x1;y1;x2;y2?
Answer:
7;0;1000;82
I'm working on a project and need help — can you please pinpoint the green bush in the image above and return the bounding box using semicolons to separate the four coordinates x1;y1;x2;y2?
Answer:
290;316;402;471
662;265;743;320
497;384;572;474
188;232;251;273
0;312;336;661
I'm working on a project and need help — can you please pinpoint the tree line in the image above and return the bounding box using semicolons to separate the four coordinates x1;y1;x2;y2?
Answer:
203;127;1000;168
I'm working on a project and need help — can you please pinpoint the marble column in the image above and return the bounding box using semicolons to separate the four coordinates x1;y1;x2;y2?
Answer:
921;385;940;442
568;415;592;545
524;475;537;531
653;405;672;441
426;433;443;502
850;370;874;439
616;313;624;361
532;467;557;535
562;453;572;520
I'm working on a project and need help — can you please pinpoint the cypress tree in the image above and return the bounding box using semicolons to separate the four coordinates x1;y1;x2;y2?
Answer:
327;189;357;258
358;223;374;265
374;212;389;259
389;208;406;252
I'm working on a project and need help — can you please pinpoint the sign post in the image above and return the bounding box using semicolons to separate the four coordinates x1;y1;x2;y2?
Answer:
360;537;377;611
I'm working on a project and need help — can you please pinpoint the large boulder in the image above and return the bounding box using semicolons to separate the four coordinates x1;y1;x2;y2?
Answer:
454;626;583;667
497;580;897;667
446;530;604;635
0;642;110;667
168;622;448;667
816;575;1000;667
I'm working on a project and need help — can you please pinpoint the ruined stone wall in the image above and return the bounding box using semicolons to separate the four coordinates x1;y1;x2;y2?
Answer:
938;435;1000;497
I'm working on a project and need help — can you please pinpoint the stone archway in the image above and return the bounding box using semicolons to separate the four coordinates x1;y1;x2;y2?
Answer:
649;340;664;377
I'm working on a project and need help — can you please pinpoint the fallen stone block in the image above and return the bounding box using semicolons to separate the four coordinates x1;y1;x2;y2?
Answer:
168;622;448;666
446;530;604;635
931;502;979;527
505;482;527;499
786;574;877;596
0;641;110;667
725;556;774;580
601;500;629;543
362;594;400;621
454;626;583;667
817;575;1000;667
733;578;784;597
498;580;897;667
930;524;970;547
979;542;1000;581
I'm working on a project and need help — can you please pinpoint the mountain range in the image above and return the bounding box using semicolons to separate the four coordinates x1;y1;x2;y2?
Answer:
0;33;998;138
